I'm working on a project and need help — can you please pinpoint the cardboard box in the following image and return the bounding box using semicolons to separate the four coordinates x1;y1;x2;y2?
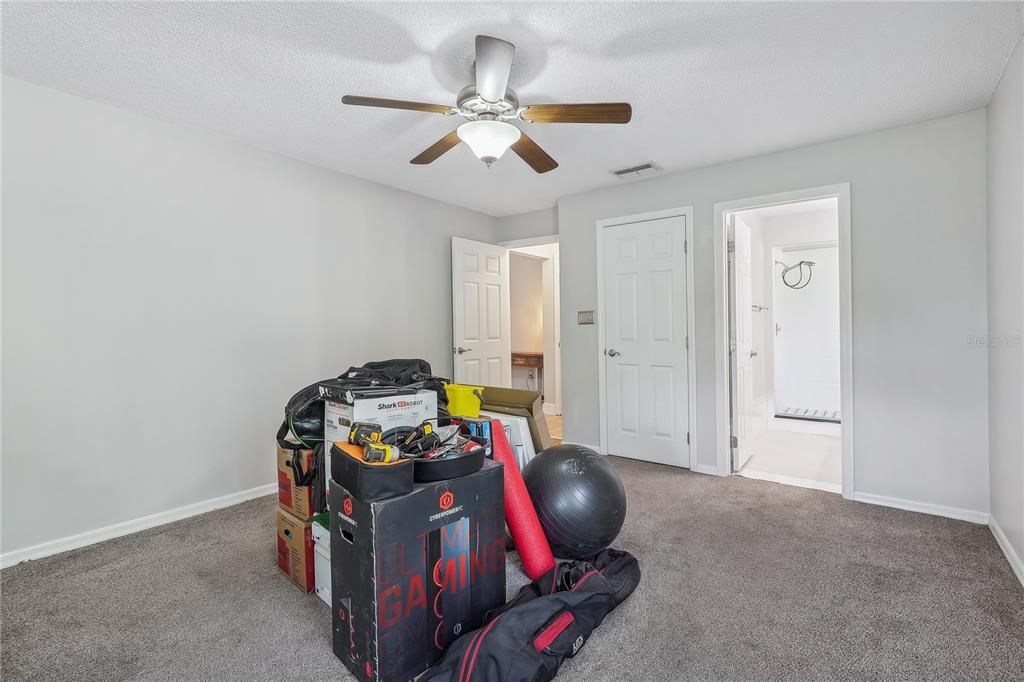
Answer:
481;410;536;471
277;508;315;593
277;444;318;520
329;460;506;682
323;388;438;445
480;386;553;452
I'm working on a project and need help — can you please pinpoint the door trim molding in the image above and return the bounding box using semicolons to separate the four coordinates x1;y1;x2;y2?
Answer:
595;206;697;468
713;184;854;499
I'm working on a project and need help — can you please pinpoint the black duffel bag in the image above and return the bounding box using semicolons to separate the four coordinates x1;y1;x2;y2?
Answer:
422;549;640;682
283;359;449;445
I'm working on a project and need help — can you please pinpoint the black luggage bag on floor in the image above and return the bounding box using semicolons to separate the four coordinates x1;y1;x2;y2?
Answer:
422;549;640;682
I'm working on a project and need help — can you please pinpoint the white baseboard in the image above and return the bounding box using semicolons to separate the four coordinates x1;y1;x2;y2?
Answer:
852;491;989;525
740;469;841;494
1;482;276;569
989;516;1024;588
566;442;602;454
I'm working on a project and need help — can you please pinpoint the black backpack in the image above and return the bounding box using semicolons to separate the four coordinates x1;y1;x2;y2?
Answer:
422;549;640;682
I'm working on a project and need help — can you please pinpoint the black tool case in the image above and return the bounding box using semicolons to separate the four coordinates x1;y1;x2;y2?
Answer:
331;443;413;502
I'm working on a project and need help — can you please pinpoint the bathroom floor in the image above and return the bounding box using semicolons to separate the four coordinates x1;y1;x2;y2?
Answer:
740;418;841;492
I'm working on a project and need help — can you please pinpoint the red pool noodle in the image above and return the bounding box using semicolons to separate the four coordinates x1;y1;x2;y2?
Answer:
489;419;555;580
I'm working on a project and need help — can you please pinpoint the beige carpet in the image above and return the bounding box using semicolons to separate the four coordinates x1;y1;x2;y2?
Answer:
3;457;1023;680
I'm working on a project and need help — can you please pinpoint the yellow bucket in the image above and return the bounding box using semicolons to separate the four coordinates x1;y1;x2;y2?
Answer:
445;384;485;418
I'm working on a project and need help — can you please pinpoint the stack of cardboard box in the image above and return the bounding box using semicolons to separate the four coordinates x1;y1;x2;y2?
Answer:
276;439;320;593
276;387;438;594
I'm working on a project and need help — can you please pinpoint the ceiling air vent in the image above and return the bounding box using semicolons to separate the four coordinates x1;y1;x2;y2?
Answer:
610;162;662;179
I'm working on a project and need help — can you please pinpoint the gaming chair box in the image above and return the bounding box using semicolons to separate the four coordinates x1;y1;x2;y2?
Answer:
328;460;506;682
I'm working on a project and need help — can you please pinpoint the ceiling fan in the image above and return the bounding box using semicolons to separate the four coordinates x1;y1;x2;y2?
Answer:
342;35;632;174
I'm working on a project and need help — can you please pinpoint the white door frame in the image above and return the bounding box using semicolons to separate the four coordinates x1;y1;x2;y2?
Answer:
713;184;854;498
499;234;562;415
595;207;698;466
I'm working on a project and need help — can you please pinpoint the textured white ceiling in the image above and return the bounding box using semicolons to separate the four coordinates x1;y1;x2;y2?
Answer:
3;2;1022;217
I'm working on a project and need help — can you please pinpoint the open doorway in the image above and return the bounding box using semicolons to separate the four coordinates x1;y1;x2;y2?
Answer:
715;185;852;496
449;235;562;443
507;241;562;442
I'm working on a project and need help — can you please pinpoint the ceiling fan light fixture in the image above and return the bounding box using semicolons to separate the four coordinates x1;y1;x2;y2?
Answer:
457;120;520;166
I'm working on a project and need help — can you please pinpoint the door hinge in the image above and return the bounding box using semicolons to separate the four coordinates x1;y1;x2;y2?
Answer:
684;240;688;254
730;435;738;448
686;431;690;445
684;335;689;350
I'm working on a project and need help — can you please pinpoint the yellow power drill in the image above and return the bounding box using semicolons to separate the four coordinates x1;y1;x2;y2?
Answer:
348;422;401;464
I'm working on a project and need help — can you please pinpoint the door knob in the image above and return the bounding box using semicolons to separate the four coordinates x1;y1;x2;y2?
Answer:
750;350;759;359
606;349;621;357
455;346;472;355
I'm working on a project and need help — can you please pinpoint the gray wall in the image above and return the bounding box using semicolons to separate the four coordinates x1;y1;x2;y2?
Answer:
546;110;990;516
987;35;1024;571
1;77;498;555
496;207;558;243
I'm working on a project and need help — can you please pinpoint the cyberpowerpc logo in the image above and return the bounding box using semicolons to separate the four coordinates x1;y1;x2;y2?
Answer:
377;398;425;411
429;491;463;521
337;496;358;526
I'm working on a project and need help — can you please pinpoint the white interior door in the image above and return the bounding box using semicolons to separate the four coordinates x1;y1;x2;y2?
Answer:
602;216;690;468
451;237;511;387
730;216;756;470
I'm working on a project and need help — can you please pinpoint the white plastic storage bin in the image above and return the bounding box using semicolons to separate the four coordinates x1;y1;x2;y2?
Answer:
312;517;331;606
480;411;537;471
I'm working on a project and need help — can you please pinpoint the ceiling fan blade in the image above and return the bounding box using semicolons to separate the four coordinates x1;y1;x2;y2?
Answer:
342;95;456;115
511;130;558;174
474;35;515;103
520;103;632;124
410;131;462;165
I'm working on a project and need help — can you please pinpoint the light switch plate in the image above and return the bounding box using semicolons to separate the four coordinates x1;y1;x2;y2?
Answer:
577;310;595;325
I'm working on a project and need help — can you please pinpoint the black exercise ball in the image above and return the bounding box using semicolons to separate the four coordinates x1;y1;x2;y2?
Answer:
522;444;627;560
